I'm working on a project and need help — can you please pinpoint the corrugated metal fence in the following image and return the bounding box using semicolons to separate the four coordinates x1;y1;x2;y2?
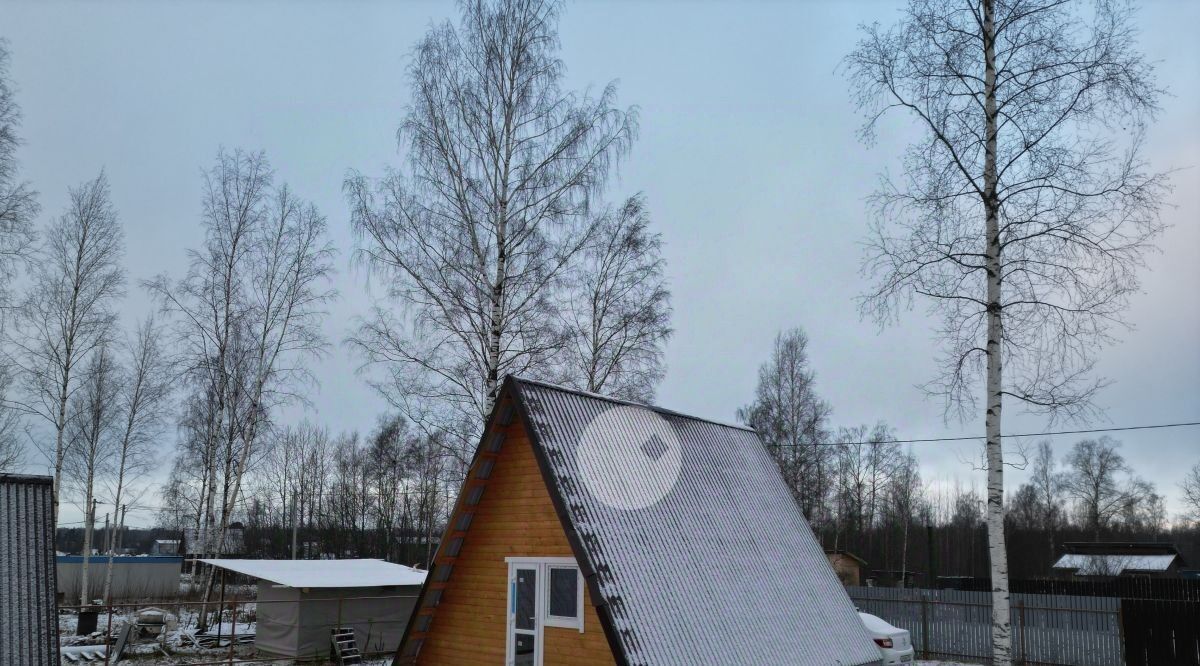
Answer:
1;474;59;666
848;586;1122;666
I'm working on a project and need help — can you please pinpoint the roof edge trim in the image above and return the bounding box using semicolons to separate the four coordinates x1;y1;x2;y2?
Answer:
392;382;525;664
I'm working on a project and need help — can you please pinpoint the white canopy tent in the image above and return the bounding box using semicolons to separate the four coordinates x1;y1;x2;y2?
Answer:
201;558;426;660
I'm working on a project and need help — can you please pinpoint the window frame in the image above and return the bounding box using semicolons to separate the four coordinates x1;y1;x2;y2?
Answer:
505;556;585;634
543;564;585;630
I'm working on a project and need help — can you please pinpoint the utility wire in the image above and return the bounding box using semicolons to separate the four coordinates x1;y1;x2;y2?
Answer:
807;420;1200;447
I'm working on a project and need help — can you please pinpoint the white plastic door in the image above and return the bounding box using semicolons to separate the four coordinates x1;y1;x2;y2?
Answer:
508;564;539;666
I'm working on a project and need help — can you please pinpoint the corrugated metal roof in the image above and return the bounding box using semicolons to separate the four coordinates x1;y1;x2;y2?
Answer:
1;474;59;665
511;377;882;666
1053;553;1178;574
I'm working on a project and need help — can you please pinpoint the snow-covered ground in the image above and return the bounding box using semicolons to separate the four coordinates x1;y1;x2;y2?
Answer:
58;601;260;663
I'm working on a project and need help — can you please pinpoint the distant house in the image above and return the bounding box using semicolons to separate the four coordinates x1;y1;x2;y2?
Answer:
150;539;180;556
1052;542;1185;579
202;558;425;659
867;569;923;588
1;474;59;666
826;550;868;586
395;376;882;666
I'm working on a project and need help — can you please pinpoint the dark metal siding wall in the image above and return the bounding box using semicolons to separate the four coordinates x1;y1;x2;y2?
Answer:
0;474;59;666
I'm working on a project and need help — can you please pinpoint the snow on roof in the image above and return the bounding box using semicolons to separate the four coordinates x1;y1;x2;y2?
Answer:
1052;553;1177;574
507;378;882;666
199;559;427;588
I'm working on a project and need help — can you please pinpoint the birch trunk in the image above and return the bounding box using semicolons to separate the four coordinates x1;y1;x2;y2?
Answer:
51;237;85;512
53;376;69;508
80;496;94;607
982;0;1013;660
101;507;124;605
103;406;134;605
101;465;126;605
485;147;510;417
51;275;84;513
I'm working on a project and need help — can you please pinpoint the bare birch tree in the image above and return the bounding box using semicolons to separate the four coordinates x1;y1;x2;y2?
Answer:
101;317;174;604
0;367;23;471
887;449;924;587
832;422;898;551
147;148;334;616
738;328;833;523
1028;441;1064;561
146;149;267;564
346;0;636;464
847;0;1168;660
1062;436;1137;539
557;195;672;402
0;43;38;472
1182;462;1200;526
64;346;120;605
0;40;38;311
10;172;123;508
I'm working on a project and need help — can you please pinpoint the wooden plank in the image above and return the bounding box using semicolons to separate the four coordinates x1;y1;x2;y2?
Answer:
417;420;615;665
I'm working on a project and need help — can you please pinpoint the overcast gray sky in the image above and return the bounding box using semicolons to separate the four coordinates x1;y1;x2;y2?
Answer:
6;0;1197;527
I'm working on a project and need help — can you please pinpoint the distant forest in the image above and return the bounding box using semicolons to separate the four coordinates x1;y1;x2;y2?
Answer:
741;330;1200;584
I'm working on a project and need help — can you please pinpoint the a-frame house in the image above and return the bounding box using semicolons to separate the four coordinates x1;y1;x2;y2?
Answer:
396;376;881;666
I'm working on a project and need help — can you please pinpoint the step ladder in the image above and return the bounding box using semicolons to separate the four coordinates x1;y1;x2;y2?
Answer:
331;627;363;665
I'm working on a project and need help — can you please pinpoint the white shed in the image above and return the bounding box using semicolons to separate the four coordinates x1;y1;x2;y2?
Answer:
201;558;425;660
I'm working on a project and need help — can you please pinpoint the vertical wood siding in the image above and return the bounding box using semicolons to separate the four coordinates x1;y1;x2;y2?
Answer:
416;421;615;665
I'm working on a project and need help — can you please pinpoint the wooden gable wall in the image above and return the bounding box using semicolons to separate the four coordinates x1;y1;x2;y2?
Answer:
413;416;615;665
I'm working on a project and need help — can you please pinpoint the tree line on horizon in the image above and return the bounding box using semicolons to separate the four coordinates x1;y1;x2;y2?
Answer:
739;327;1200;584
1;1;1195;661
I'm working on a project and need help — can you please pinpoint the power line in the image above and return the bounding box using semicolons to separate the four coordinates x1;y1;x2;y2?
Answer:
809;420;1200;447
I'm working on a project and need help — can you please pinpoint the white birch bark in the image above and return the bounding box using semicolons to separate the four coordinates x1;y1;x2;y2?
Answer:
982;0;1012;660
846;1;1166;663
80;496;94;606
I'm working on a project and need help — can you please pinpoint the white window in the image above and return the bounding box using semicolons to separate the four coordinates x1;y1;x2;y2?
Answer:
544;564;583;628
505;557;585;666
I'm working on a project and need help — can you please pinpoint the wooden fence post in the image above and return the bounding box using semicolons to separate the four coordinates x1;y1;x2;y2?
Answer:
1017;598;1027;664
1117;601;1127;666
920;595;930;658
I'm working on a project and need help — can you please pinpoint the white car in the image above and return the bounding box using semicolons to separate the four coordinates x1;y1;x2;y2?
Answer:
858;612;915;664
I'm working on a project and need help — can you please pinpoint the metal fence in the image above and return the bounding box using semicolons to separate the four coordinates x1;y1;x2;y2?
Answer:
939;576;1200;601
849;586;1122;666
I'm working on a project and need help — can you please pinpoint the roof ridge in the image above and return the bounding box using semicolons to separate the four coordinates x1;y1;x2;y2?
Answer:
509;375;757;434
